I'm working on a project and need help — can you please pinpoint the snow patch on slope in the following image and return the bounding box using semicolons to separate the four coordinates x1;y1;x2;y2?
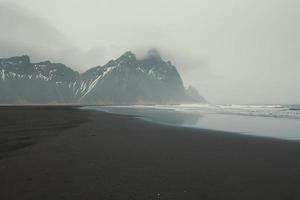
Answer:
79;66;116;100
1;69;5;81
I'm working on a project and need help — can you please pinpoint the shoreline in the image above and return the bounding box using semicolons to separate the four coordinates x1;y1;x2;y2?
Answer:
1;106;300;199
83;105;300;141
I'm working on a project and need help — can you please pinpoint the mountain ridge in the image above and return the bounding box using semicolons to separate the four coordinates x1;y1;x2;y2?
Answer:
0;50;206;104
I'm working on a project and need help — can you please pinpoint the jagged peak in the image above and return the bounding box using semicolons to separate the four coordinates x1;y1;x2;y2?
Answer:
3;55;31;63
185;85;207;103
35;61;71;69
106;59;116;66
144;48;162;61
36;60;52;65
117;51;136;61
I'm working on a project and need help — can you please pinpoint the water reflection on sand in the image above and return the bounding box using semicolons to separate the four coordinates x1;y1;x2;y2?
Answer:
85;105;300;140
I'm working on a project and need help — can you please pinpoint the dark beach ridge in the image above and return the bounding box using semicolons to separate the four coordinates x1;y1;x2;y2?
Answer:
0;106;300;200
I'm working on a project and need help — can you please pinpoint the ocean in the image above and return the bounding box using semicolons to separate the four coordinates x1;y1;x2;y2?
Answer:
84;104;300;140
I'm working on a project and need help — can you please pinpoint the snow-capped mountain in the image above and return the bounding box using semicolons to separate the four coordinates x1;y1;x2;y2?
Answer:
0;50;206;104
0;55;79;103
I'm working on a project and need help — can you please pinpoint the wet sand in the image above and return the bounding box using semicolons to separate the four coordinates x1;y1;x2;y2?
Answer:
0;106;300;200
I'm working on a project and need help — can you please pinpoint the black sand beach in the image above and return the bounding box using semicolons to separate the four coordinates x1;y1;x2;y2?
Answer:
1;106;300;200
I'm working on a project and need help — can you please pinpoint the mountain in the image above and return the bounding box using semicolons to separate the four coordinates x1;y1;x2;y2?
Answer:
185;86;206;102
0;50;206;104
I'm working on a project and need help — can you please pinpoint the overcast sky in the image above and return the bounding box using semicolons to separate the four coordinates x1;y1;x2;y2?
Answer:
0;0;299;104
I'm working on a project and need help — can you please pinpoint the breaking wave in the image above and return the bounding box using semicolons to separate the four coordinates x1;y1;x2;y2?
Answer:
107;104;300;119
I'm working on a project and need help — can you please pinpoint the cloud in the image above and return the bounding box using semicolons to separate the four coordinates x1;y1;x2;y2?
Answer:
0;3;208;74
1;0;300;104
0;3;73;56
0;3;118;71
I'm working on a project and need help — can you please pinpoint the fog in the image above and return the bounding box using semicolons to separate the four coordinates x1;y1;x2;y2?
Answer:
0;0;299;104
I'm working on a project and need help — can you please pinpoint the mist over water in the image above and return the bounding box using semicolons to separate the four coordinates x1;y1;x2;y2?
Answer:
86;104;300;140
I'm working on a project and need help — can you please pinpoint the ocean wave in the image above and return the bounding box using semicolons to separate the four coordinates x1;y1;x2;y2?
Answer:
288;105;300;111
109;104;300;119
87;104;300;119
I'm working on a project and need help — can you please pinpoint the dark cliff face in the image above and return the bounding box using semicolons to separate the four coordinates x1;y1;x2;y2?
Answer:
0;55;33;75
185;86;207;103
0;50;206;104
33;61;79;83
77;50;187;104
0;56;78;104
